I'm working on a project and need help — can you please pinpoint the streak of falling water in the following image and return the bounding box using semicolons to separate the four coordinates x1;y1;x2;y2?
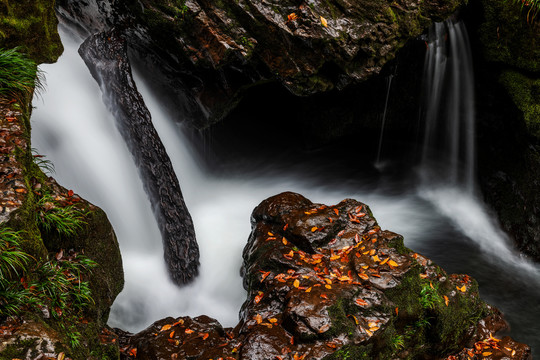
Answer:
375;74;394;167
420;20;476;193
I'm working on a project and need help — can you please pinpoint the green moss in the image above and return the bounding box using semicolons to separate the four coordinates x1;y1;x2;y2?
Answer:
0;338;38;359
479;0;540;73
499;70;540;139
0;0;63;64
322;343;373;360
326;297;357;339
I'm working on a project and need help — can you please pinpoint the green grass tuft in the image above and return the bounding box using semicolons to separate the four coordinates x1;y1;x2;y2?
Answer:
0;47;42;103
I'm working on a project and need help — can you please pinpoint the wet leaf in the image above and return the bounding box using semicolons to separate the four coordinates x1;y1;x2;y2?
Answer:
288;12;298;22
319;324;330;333
358;273;369;280
255;291;264;304
355;298;368;306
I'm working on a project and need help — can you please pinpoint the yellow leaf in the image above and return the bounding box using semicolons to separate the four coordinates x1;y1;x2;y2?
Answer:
388;260;398;267
380;258;389;265
372;255;380;262
282;238;288;245
482;352;492;356
457;285;466;292
305;287;312;293
325;284;332;289
293;279;300;288
320;16;328;27
311;226;318;232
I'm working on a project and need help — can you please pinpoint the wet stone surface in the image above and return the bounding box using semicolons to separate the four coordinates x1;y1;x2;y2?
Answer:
118;192;531;359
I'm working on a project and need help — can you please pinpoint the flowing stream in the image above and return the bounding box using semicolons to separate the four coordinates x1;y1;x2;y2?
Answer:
31;25;540;354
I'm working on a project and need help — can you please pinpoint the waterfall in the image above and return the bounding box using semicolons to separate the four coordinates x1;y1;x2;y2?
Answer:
30;23;540;352
420;20;476;193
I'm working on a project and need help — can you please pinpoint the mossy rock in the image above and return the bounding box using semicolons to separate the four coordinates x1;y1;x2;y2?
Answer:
479;0;540;73
0;0;63;64
499;70;540;140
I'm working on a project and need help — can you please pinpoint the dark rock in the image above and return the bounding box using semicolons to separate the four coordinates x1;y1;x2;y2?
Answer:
78;29;200;285
469;0;540;262
118;192;531;360
55;0;465;127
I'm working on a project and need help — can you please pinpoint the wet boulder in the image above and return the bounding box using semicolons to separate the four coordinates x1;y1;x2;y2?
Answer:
119;192;531;359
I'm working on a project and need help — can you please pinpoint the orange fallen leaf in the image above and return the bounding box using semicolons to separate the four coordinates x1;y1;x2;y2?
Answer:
185;328;194;334
269;318;278;323
457;285;466;292
358;273;369;280
443;295;449;306
169;331;175;338
395;307;399;316
129;348;137;357
334;209;339;215
325;284;332;289
282;238;288;245
283;223;289;231
355;298;368;306
372;255;381;262
293;279;300;288
255;314;262;324
202;332;209;340
288;12;298;22
380;258;389;265
388;260;398;267
319;324;330;333
482;352;492;356
268;232;274;236
255;291;264;304
311;226;318;232
161;324;173;332
305;287;312;293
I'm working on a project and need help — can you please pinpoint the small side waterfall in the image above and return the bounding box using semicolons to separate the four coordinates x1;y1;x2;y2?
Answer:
420;20;476;193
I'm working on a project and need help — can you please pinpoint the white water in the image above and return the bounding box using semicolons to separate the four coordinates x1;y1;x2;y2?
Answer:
31;26;540;352
421;20;476;193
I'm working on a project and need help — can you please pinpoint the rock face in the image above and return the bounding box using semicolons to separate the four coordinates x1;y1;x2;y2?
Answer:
471;0;540;262
55;0;465;127
118;192;531;360
78;29;200;284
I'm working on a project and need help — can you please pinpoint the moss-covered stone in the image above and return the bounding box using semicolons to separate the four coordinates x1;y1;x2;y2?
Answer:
479;0;540;73
499;70;540;140
0;0;63;64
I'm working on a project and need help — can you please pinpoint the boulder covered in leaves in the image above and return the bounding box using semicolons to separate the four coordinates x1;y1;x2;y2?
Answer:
118;192;531;360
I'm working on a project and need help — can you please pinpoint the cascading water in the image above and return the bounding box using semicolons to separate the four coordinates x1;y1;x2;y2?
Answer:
420;20;476;193
31;23;540;353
